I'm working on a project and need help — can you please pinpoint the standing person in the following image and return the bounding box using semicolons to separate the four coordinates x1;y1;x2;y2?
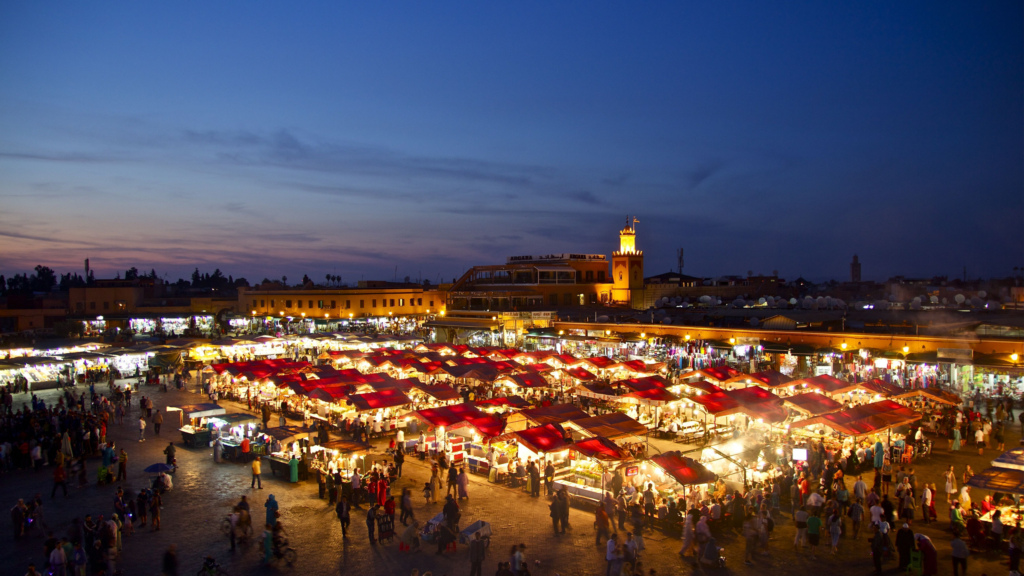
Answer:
116;449;127;481
870;524;887;574
469;532;486;576
335;496;350;538
447;463;458;497
828;510;842;555
251;457;263;489
895;523;915;570
399;489;413;526
951;533;969;576
153;410;163;436
161;544;178;576
793;505;809;553
849;498;864;539
428;469;441;504
742;511;758;565
264;495;278;529
975;427;985;455
51;463;68;498
393;448;405;478
944;466;957;503
138;416;146;442
150;492;162;531
365;504;377;544
529;462;540;498
457;467;470;500
594;506;611;545
805;511;822;559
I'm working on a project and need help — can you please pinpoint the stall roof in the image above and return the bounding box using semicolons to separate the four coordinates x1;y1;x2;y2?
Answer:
306;386;351;402
496;373;551;389
568;413;648;440
409;404;506;438
790;400;921;436
993;448;1024;471
613;375;671;390
523;363;556;373
892;387;962;405
473;395;529;409
680;366;742;383
412;383;462;401
859;378;905;397
563;366;597;381
575;383;624;401
167;403;225;418
509;404;590;427
346;389;412;412
789;374;859;395
615;359;665;374
624;387;679;406
965;467;1024;495
723;370;794;389
211;412;261;426
649;451;717;486
317;439;373;455
582;356;617;370
495;424;569;455
263;425;313;443
680;380;724;394
571;436;632;461
784;392;844;416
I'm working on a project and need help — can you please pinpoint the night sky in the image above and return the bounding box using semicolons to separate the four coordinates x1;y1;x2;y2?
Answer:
1;2;1021;285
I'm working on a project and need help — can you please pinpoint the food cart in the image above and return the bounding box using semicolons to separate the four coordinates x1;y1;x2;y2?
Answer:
646;451;717;503
264;425;314;481
168;403;227;448
208;413;261;459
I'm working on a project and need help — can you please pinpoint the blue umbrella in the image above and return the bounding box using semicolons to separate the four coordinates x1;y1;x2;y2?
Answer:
143;463;174;474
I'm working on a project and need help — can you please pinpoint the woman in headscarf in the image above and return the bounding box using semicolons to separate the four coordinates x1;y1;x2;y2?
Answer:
679;510;696;557
951;427;962;451
213;437;222;463
457;468;469;500
428;469;441;504
915;534;937;575
949;500;965;535
265;495;279;528
959;486;972;511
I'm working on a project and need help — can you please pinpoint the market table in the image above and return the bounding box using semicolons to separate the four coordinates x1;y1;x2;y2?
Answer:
180;426;212;448
266;455;309;481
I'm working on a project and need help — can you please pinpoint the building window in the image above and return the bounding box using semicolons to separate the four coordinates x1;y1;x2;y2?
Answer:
585;270;593;281
399;298;404;306
76;302;85;312
346;300;351;309
597;271;606;282
286;300;292;308
549;294;558;306
270;300;275;308
589;293;597;304
103;302;110;310
429;300;434;307
359;300;364;308
260;300;265;307
563;293;572;305
297;300;302;309
308;300;313;309
417;298;422;306
390;299;395;307
317;300;324;309
372;299;377;308
330;300;336;309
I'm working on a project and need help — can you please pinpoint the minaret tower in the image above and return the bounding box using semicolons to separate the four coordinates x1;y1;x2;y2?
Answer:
611;216;644;308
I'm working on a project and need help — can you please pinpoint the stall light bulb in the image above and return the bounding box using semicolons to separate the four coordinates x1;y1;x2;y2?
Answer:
1013;354;1020;362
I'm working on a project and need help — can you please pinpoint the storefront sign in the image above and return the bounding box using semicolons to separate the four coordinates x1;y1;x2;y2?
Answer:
937;348;973;361
625;465;639;477
815;364;833;376
735;337;760;346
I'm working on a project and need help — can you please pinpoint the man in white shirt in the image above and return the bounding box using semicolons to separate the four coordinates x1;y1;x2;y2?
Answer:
806;491;825;516
976;428;986;455
869;502;884;525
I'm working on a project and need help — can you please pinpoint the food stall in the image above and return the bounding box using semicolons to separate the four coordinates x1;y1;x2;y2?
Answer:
788;400;921;460
492;423;571;471
554;436;633;503
264;425;314;481
208;413;261;459
565;412;650;459
645;450;718;502
309;439;375;497
168;403;227;448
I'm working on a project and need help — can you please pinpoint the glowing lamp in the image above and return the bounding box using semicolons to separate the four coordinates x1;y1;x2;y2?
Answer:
902;346;910;354
1013;353;1020;362
840;342;847;350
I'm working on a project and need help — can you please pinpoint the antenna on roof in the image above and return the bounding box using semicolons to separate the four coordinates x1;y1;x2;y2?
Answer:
676;248;684;274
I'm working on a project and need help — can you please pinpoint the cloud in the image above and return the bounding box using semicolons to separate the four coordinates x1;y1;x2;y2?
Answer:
566;190;602;205
687;160;725;189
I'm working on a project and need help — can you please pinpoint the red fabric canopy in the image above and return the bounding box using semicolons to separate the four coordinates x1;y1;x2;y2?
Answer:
412;383;461;401
650;451;717;485
523;363;556;373
569;413;647;439
513;404;590;426
784;392;844;416
791;400;921;436
306;386;351;402
572;436;632;461
726;370;793;388
613;376;671;391
346;389;412;412
790;374;858;395
564;367;597;381
583;356;617;370
410;403;506;438
683;380;724;394
498;373;550;389
498;424;568;454
473;395;529;409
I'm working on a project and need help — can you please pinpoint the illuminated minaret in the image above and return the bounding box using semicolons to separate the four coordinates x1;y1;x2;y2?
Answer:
611;216;644;307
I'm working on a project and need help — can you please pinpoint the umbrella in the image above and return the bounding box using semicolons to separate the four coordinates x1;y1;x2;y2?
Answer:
143;463;174;474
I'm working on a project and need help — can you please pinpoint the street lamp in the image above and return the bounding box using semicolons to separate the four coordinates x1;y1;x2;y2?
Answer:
841;342;847;350
1013;353;1020;362
902;346;910;354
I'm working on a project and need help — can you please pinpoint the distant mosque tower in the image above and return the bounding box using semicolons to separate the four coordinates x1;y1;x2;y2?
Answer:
612;216;644;308
851;254;862;282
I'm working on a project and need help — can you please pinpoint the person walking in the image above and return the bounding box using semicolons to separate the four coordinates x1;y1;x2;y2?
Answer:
394;448;405;478
594;506;611;545
161;544;178;576
153;410;163;436
793;505;809;553
138;416;146;442
366;504;378;544
116;449;127;482
51;463;68;498
335;496;350;538
457;467;470;500
951;533;969;576
828;510;842;555
469;531;486;576
264;495;278;529
251;457;263;489
895;523;915;570
399;489;413;526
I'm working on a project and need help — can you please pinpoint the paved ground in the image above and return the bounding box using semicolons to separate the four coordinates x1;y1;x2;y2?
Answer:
2;383;1018;576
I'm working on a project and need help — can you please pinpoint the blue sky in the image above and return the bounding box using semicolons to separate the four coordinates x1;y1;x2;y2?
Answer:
1;2;1021;284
